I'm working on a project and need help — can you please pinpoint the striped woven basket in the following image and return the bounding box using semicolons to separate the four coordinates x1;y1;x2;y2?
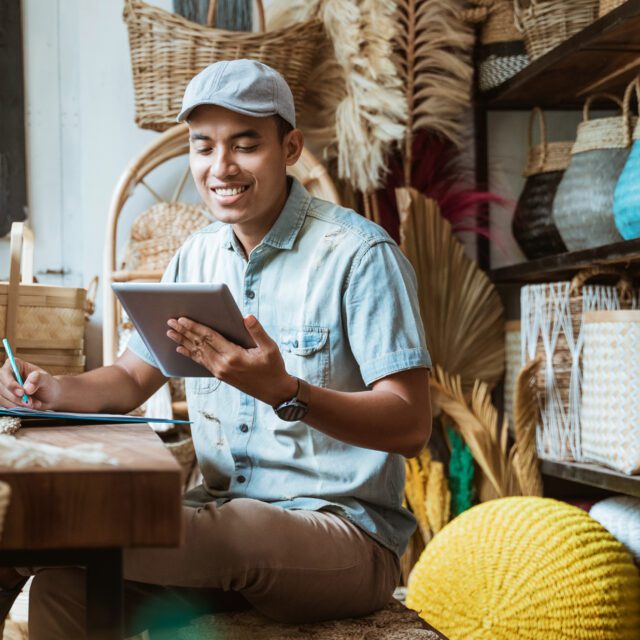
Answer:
123;0;323;131
590;496;640;563
553;90;636;251
512;107;571;259
613;78;640;239
514;0;599;61
581;310;640;475
406;497;640;639
599;0;627;17
520;267;635;462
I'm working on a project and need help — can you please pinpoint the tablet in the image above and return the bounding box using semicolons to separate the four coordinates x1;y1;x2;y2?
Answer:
112;282;255;377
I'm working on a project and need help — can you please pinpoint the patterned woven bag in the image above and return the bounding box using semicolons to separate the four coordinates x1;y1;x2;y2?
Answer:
581;310;640;474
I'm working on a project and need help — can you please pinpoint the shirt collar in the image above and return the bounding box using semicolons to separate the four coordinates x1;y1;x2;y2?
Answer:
223;177;311;253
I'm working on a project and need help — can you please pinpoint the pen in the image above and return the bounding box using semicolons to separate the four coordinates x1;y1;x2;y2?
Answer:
2;338;29;405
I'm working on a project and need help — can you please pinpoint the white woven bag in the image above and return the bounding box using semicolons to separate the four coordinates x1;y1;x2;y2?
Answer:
581;310;640;474
590;496;640;563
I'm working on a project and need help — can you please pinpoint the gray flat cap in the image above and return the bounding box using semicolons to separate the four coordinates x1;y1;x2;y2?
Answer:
177;59;296;128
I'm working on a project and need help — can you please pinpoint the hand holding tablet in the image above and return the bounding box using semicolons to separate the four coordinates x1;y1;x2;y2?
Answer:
113;283;255;377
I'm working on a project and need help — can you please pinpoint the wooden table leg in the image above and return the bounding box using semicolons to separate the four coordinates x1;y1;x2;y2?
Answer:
86;548;123;640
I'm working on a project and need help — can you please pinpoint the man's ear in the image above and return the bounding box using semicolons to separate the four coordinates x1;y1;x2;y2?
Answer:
284;129;305;166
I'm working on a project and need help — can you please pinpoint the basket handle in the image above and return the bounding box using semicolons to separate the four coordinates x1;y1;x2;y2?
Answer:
582;92;624;122
528;107;548;170
207;0;265;32
84;275;99;320
621;75;640;147
6;222;35;349
569;265;633;299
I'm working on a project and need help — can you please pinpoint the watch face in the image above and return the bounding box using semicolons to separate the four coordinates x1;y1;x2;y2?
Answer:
276;402;307;422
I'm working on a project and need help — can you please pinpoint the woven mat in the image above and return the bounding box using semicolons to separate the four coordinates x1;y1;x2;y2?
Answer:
177;599;447;640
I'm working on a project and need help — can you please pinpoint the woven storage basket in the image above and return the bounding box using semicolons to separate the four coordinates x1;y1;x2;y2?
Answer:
503;320;521;425
553;90;636;251
590;496;640;563
613;78;640;239
463;1;529;92
514;0;598;61
406;497;640;639
521;266;635;462
0;223;94;376
599;0;627;17
512;107;572;259
581;310;640;474
123;0;323;131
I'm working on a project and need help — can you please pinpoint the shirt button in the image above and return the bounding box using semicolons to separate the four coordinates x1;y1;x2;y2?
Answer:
293;340;299;348
237;475;246;483
246;290;255;299
240;423;249;433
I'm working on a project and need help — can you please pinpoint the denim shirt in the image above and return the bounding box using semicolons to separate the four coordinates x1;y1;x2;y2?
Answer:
127;177;431;557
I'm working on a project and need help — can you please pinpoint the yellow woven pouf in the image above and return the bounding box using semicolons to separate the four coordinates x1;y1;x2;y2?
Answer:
406;497;640;640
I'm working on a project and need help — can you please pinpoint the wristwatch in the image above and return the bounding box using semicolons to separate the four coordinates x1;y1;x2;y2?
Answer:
274;377;310;421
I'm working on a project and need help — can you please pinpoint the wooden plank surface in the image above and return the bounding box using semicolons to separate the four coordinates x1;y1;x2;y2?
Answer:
0;423;182;549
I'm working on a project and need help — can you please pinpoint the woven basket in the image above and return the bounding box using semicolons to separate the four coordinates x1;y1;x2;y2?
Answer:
613;78;640;239
599;0;627;17
406;497;640;638
0;223;95;375
123;0;323;131
463;1;529;91
590;496;640;563
553;91;636;251
165;434;196;483
512;107;572;259
514;0;599;61
581;310;640;474
521;267;635;462
503;320;521;425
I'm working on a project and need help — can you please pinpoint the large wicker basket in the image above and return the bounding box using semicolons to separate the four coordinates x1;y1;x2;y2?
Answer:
0;223;95;375
123;0;323;131
514;0;599;61
512;107;572;259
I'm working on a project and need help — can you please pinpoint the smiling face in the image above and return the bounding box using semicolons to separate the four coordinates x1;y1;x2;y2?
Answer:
188;105;303;253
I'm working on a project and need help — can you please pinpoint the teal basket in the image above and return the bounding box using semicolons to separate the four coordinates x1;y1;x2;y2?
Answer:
614;138;640;240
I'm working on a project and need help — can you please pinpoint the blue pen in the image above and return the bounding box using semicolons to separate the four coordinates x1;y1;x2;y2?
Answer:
2;338;29;405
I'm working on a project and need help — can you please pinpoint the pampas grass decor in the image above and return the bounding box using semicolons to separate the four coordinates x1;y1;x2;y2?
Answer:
394;0;474;184
397;187;505;391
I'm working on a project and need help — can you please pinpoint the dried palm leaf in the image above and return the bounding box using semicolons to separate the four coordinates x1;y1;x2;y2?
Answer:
397;188;505;392
512;358;544;497
394;0;475;182
430;366;520;499
425;460;450;533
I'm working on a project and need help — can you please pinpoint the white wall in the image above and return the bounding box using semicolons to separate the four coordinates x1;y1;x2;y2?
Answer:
12;0;594;367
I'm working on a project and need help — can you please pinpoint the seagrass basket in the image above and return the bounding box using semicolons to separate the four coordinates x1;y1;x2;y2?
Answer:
123;0;323;131
463;1;529;91
613;78;640;239
514;0;598;61
553;90;636;251
581;310;640;475
599;0;627;17
0;223;95;375
520;266;635;462
512;107;571;259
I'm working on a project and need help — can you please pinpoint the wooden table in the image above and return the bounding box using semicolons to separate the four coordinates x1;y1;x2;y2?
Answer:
0;421;182;639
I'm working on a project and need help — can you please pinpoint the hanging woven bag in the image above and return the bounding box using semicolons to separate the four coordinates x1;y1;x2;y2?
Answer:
512;107;572;259
613;77;640;239
461;0;529;92
581;310;640;474
520;266;634;462
552;89;636;251
514;0;599;61
123;0;323;131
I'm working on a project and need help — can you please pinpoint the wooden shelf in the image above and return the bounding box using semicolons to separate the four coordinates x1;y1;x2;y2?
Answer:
478;0;640;110
540;458;640;497
489;238;640;283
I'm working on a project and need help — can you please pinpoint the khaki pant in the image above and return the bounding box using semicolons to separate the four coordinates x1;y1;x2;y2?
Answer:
13;497;400;639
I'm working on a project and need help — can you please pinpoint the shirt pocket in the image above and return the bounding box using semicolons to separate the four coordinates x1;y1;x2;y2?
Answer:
186;377;222;395
279;327;330;387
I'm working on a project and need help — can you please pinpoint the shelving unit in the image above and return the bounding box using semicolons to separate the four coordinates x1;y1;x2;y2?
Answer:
474;1;640;498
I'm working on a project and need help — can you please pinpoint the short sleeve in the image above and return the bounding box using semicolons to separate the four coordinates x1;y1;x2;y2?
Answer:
125;252;180;369
344;241;431;386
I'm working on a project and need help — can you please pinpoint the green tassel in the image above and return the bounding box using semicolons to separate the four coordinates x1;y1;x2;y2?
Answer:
447;426;475;517
173;0;253;31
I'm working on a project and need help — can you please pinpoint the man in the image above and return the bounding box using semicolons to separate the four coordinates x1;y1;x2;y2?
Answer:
0;60;432;637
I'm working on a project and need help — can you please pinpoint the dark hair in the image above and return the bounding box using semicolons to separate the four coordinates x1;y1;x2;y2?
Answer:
274;114;294;141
